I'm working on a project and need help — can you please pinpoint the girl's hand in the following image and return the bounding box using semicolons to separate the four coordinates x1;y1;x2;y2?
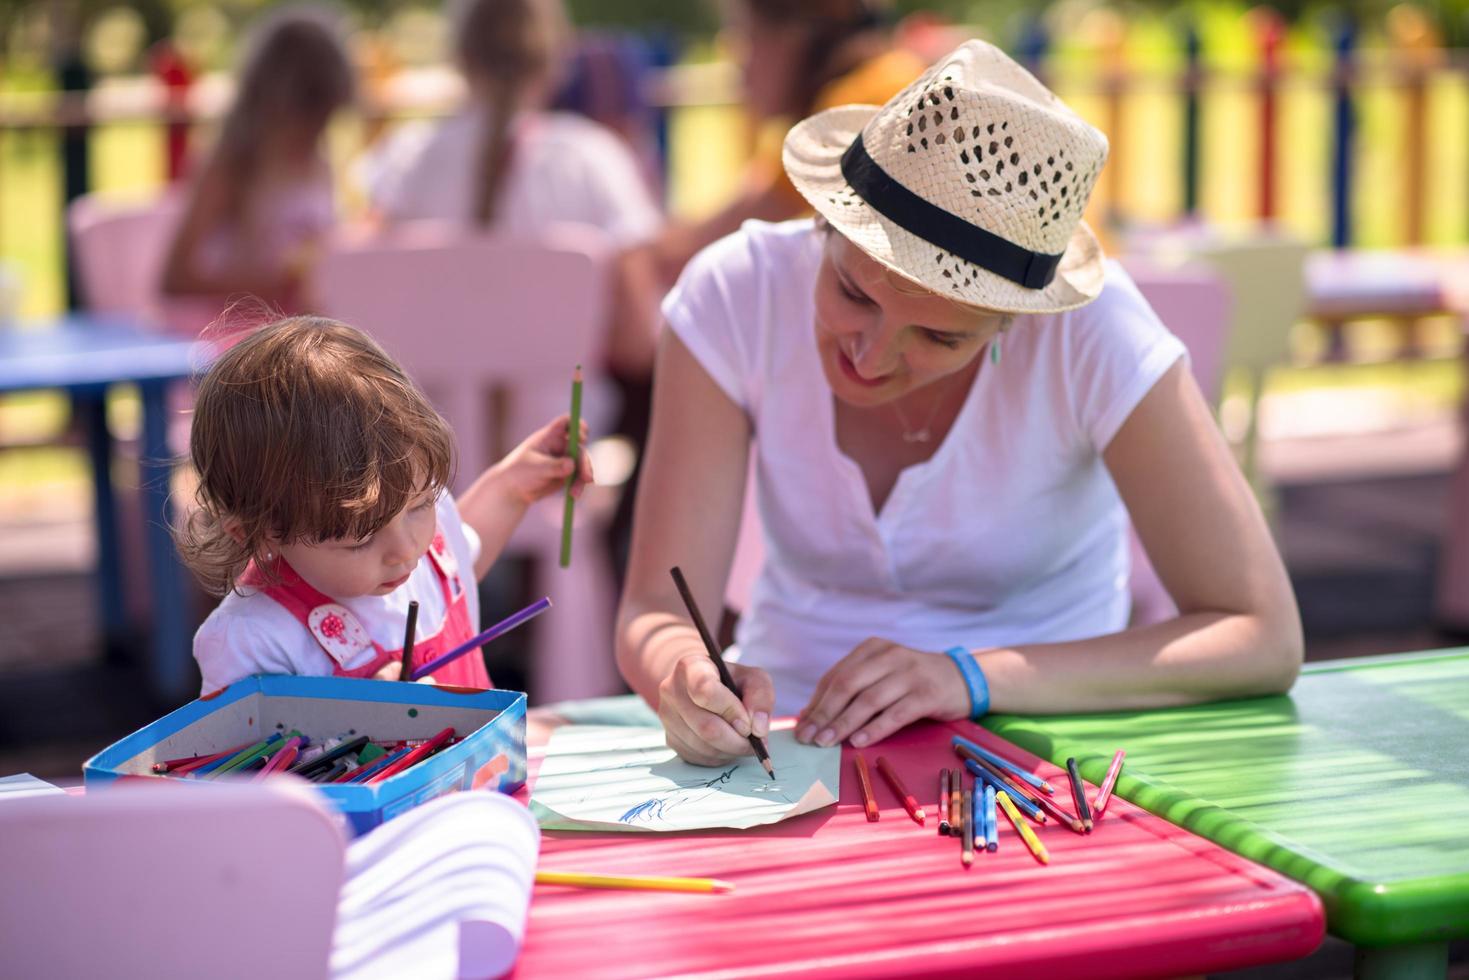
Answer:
795;639;971;749
491;414;594;509
657;654;775;767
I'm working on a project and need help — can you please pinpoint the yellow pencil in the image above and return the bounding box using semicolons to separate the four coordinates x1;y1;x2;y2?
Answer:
996;791;1050;865
534;870;734;894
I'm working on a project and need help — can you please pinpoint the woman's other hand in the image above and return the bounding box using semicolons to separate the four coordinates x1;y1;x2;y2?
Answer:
796;639;971;749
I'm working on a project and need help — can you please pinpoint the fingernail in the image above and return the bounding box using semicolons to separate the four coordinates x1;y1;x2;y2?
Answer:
753;711;770;738
816;728;836;747
851;731;870;747
797;724;816;743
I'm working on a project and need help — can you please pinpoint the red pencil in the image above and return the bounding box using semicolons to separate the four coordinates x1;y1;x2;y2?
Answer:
253;737;302;780
366;727;455;784
1093;750;1126;818
164;741;254;776
853;754;880;822
875;756;925;825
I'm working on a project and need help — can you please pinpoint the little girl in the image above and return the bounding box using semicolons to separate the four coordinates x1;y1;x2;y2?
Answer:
176;316;592;695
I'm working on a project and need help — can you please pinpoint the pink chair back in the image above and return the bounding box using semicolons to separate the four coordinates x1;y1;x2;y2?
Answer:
314;223;623;702
0;782;342;980
67;192;183;323
314;222;612;493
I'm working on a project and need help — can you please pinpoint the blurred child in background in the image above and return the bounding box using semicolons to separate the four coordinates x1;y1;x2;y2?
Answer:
161;7;355;313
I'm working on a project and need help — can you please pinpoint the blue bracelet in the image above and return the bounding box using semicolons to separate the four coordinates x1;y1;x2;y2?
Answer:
944;646;990;720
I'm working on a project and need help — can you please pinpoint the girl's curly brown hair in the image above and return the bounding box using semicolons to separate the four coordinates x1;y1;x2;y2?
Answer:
175;316;455;596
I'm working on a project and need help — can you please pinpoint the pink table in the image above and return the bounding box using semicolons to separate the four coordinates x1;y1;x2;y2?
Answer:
515;717;1324;979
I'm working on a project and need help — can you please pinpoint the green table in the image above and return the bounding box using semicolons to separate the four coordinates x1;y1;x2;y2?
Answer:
983;649;1469;980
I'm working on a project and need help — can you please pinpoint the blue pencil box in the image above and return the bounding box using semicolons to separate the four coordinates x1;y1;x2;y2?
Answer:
84;674;526;836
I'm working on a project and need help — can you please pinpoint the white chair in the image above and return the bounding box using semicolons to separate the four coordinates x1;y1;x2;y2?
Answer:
314;222;623;702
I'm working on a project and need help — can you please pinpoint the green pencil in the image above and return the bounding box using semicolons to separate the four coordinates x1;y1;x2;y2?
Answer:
559;365;583;568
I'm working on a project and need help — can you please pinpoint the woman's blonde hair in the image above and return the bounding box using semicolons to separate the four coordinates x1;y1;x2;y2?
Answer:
213;7;355;221
175;316;455;596
451;0;569;226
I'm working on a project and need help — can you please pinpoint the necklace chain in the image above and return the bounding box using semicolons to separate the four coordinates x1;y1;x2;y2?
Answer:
892;389;945;443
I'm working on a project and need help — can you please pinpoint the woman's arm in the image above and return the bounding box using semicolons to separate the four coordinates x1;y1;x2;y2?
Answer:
615;330;776;765
974;360;1302;713
795;361;1302;748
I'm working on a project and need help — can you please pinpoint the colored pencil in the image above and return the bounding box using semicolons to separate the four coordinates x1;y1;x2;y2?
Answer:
971;785;986;851
875;756;925;825
398;599;419;682
342;746;411;783
559;365;583;568
983;783;998;852
290;735;369;777
669;566;774;778
1066;757;1093;832
969;756;1086;833
159;741;253;775
952;736;1054;794
853;753;880;821
996;791;1049;865
209;733;284;777
960;783;974;867
963;759;1048;825
253;737;302;780
366;727;455;784
937;768;952;836
189;736;271;778
411;596;552;681
1093;750;1125;818
535;871;733;894
948;769;961;831
314;758;351;783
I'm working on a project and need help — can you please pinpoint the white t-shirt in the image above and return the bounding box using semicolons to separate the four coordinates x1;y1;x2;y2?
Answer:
663;220;1186;714
193;493;482;695
362;108;662;246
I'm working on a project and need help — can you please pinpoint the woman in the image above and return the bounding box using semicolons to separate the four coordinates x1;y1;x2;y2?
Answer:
616;39;1302;767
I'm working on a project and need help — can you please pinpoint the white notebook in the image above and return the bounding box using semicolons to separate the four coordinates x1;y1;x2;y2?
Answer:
333;792;541;980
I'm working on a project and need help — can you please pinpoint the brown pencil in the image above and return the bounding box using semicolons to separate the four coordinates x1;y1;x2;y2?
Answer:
960;781;974;867
875;756;925;825
398;599;419;682
948;770;962;830
854;753;880;822
937;768;952;836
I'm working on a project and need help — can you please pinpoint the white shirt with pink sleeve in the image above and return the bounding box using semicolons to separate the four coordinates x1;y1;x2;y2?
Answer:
662;219;1187;715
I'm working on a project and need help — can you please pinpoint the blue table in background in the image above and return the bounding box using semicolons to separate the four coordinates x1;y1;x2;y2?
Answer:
0;317;212;704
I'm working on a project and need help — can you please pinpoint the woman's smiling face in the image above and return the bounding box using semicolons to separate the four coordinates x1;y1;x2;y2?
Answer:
812;229;1010;408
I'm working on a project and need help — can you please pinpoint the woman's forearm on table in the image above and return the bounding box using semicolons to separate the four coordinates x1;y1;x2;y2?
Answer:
976;609;1303;714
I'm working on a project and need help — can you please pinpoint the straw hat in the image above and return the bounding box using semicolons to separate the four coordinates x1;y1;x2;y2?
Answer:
784;39;1109;314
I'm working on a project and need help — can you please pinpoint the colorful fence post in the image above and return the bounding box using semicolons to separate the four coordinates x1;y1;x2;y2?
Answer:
150;39;194;184
1249;6;1286;224
1016;16;1050;86
1329;15;1356;249
1181;22;1202;217
1387;4;1440;246
57;45;92;310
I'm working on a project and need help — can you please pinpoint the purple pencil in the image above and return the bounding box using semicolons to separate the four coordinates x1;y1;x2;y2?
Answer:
409;596;552;681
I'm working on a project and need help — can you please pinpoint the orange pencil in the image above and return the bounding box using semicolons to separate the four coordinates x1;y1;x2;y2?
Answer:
875;756;925;825
854;754;880;822
948;771;961;830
